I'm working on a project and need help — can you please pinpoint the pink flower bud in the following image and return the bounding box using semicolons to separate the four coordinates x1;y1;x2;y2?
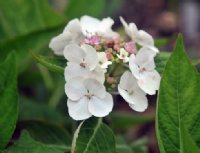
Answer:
106;53;113;59
124;41;137;54
113;35;120;44
113;44;120;51
107;77;115;84
84;35;100;45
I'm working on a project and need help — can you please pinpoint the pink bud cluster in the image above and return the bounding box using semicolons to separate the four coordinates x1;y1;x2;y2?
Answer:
83;35;137;61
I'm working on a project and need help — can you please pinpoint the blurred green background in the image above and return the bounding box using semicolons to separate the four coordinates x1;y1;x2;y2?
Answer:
0;0;199;153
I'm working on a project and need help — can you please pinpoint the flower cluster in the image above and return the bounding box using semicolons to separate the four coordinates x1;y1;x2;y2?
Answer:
49;15;160;120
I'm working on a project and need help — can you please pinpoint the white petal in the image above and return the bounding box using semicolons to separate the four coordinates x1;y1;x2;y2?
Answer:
64;63;90;81
129;54;140;79
138;70;161;95
136;30;154;47
88;93;113;117
135;47;156;70
90;66;105;84
64;18;81;33
64;19;84;45
50;19;83;56
81;44;98;70
64;44;85;63
123;57;130;63
148;45;159;53
119;71;139;90
98;17;118;38
128;95;148;112
84;78;106;99
49;32;72;56
118;71;147;106
99;17;114;31
65;77;87;101
118;86;135;104
80;15;100;36
120;17;138;39
101;61;112;69
118;86;147;111
67;98;92;120
97;52;112;68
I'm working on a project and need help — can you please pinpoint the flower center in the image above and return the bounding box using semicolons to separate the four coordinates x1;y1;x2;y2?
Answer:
99;61;103;65
80;62;87;68
121;54;125;58
85;90;94;100
80;58;87;68
139;67;146;73
127;89;134;95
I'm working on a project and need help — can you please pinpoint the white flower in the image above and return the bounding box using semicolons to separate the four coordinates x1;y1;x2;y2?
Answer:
118;71;148;112
120;17;159;53
49;16;118;55
97;52;112;69
49;19;83;55
129;47;160;95
80;15;118;38
64;44;105;83
65;77;113;120
117;48;129;63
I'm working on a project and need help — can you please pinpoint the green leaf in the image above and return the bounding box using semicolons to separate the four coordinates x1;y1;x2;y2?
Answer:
0;0;64;42
65;0;122;19
156;34;200;153
0;52;18;149
0;0;65;73
3;131;63;153
116;136;148;153
155;52;170;74
30;50;65;75
131;137;148;153
19;96;69;125
74;118;115;153
0;27;63;73
65;0;105;19
116;136;133;153
181;123;200;153
110;112;154;129
17;120;71;151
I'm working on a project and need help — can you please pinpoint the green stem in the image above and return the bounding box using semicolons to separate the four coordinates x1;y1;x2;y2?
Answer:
48;144;71;151
48;81;64;108
38;64;54;91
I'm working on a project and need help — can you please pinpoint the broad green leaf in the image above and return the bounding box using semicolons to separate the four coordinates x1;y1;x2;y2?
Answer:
65;0;105;19
131;137;148;153
155;52;170;74
110;112;154;129
74;118;115;153
19;96;69;125
0;0;65;73
0;53;18;149
65;0;122;19
155;52;200;75
17;120;71;151
156;34;200;153
116;136;148;153
0;0;64;42
0;27;63;73
180;123;200;153
30;51;65;75
116;136;133;153
3;131;63;153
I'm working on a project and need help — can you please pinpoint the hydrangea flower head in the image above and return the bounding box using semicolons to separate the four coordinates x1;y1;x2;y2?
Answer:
49;15;161;120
